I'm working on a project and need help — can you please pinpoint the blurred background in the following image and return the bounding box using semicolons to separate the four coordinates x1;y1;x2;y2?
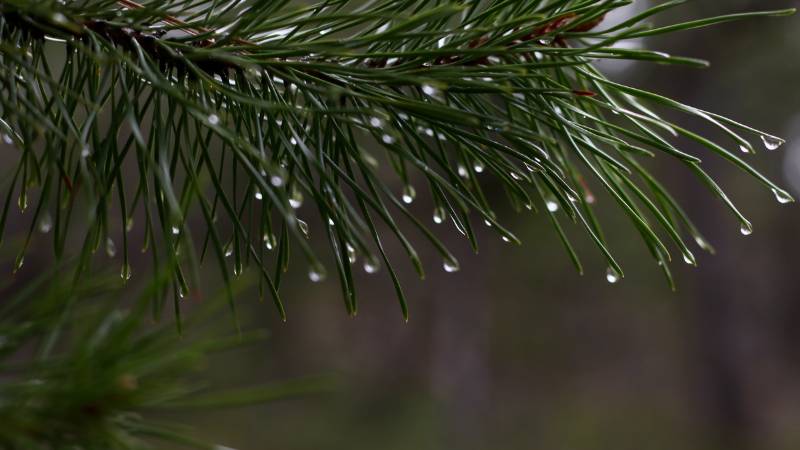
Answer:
4;1;800;449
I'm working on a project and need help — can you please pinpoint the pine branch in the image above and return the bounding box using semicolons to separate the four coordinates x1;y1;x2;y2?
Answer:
0;265;327;449
0;0;794;320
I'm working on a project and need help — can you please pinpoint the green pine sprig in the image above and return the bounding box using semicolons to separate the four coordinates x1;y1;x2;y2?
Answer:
0;0;794;320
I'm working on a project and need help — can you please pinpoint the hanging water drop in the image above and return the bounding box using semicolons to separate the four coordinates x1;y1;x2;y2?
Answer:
682;251;696;266
2;134;12;145
761;135;784;151
401;185;416;204
739;144;753;154
38;212;52;233
207;114;220;126
81;146;91;158
363;257;381;274
605;267;620;284
263;233;277;250
308;265;326;282
233;261;243;277
120;263;132;282
740;222;753;236
421;83;439;97
382;134;396;144
270;173;285;187
289;188;304;209
433;207;447;224
772;188;793;204
13;254;24;274
18;193;27;213
105;237;117;258
254;190;263;200
694;236;712;251
369;117;384;128
458;165;469;178
501;236;511;243
443;257;460;273
327;217;335;227
171;226;180;235
546;200;559;212
224;241;233;257
346;243;357;264
297;219;310;238
125;218;134;232
473;161;485;173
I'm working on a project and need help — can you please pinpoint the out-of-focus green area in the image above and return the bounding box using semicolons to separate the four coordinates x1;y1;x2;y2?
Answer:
3;1;800;449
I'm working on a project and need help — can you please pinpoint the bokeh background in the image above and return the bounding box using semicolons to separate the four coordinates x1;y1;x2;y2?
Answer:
4;1;800;449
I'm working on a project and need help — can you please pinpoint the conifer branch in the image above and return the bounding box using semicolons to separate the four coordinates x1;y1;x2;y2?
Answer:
0;0;794;320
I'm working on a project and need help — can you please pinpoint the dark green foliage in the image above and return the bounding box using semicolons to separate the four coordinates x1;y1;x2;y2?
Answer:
0;0;793;319
0;265;328;449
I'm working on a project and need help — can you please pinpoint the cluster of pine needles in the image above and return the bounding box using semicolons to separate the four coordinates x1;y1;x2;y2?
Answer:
0;0;795;323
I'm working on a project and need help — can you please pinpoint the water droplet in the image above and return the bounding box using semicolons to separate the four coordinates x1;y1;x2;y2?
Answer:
443;257;460;273
207;114;220;126
254;190;263;200
224;241;233;257
458;165;469;178
120;263;132;282
13;254;24;274
682;251;696;266
694;236;711;251
484;219;492;227
401;185;416;204
297;219;310;238
308;265;326;282
363;257;381;274
473;161;485;173
81;146;91;158
740;222;753;236
382;134;396;144
327;217;335;227
346;243;357;264
125;218;134;232
2;134;12;145
772;188;793;204
739;144;753;154
263;233;277;250
421;84;439;97
584;194;596;204
38;213;52;233
546;200;559;212
370;117;384;128
501;236;511;243
433;207;447;224
18;193;27;212
233;261;243;277
270;174;284;187
51;12;68;24
761;135;784;151
509;172;522;181
105;237;117;257
289;188;304;209
171;226;180;235
605;267;620;284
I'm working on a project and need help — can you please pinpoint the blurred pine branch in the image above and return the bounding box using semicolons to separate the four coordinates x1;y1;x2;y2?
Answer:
0;264;330;449
0;0;794;321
